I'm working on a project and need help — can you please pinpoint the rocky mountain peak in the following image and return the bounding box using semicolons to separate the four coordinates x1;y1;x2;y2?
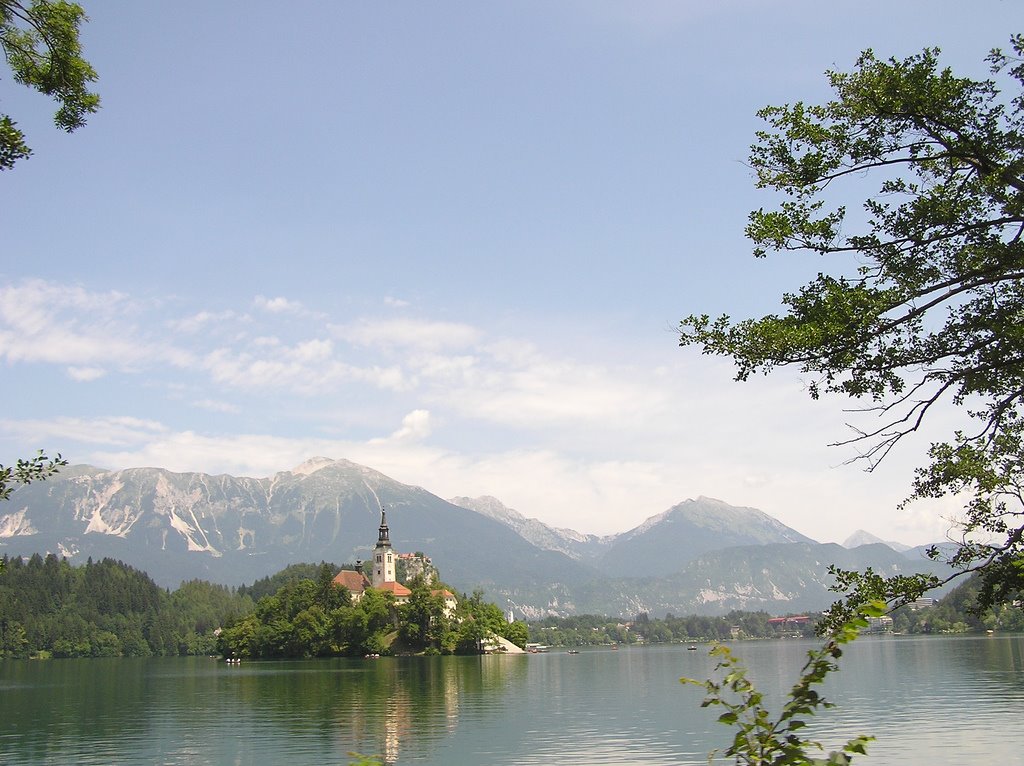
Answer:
842;529;911;552
290;457;339;476
449;495;526;523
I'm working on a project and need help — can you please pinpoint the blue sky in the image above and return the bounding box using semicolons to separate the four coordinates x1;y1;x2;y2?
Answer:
1;1;1017;544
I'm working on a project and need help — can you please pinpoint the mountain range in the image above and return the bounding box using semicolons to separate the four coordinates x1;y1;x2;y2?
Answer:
1;457;951;618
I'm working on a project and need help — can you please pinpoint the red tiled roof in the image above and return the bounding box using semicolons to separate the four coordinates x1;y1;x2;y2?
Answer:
332;569;369;593
375;580;412;597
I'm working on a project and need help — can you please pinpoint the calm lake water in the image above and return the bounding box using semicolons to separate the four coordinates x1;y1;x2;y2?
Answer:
2;635;1023;765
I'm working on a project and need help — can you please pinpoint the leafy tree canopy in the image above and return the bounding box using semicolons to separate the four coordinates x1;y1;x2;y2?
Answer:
0;0;99;170
679;36;1024;626
0;451;66;573
0;449;65;502
238;561;340;601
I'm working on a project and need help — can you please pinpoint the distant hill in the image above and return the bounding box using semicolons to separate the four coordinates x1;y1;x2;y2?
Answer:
842;529;912;552
451;494;816;578
448;495;613;561
626;541;953;616
596;496;816;577
2;458;954;618
492;541;954;619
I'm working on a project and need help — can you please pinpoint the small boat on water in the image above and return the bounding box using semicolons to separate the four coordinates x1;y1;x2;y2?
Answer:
567;650;580;654
687;645;698;651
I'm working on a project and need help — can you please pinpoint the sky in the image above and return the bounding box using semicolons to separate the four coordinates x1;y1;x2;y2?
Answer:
1;1;1018;545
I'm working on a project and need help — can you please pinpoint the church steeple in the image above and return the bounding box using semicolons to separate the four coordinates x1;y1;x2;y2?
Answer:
372;506;395;586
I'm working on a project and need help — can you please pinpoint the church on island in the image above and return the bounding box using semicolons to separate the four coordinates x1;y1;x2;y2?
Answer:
332;509;458;618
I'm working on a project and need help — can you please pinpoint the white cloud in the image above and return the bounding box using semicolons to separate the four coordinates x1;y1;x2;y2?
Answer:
193;398;241;414
66;366;107;382
0;280;138;365
167;309;239;334
333;317;482;352
0;279;130;324
409;353;479;383
201;340;408;394
371;410;433;445
86;430;323;479
292;338;333;363
0;279;194;370
253;295;305;314
413;339;673;432
0;415;169;448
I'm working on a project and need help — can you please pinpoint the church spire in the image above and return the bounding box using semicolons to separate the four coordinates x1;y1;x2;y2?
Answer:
372;505;395;586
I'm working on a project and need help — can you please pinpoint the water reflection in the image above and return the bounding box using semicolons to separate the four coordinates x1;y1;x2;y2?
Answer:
1;638;1023;765
210;654;529;764
740;635;1024;765
0;653;532;765
0;658;156;763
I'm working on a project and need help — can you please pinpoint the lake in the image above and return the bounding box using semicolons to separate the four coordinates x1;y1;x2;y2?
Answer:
2;634;1023;764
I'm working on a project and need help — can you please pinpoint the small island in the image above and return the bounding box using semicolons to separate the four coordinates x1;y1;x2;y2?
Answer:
216;510;529;659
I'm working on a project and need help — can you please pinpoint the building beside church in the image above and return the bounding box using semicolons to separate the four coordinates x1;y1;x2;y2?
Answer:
332;568;370;597
397;551;436;582
332;508;457;617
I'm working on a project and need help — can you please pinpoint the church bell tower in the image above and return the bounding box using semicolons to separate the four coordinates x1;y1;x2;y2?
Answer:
372;507;396;587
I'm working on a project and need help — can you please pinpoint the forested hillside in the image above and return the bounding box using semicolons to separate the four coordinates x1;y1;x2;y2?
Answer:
0;554;252;658
0;554;530;660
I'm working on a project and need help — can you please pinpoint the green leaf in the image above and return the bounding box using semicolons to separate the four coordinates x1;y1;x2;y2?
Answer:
0;0;100;171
